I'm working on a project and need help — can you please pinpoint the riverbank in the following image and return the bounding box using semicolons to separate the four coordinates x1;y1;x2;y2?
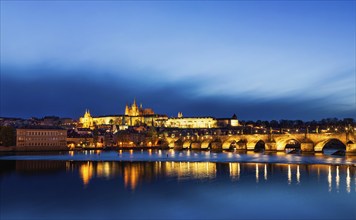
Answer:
1;149;356;166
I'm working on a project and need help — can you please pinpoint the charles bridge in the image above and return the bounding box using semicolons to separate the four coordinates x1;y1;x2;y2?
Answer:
162;130;356;153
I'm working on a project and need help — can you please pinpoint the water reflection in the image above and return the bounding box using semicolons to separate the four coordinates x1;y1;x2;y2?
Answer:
1;160;355;194
229;163;240;181
264;164;267;181
336;166;340;192
296;165;300;184
346;166;351;193
79;162;93;186
328;166;332;192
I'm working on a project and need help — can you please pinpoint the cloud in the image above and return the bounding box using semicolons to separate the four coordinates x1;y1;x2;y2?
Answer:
1;66;355;120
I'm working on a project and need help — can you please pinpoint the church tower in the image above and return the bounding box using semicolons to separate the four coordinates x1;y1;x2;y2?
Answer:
125;104;130;115
131;98;139;116
80;109;94;128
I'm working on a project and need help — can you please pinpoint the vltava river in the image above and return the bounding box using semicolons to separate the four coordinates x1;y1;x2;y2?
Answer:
0;150;355;219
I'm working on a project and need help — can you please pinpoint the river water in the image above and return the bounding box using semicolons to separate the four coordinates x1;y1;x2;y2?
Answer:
1;150;355;219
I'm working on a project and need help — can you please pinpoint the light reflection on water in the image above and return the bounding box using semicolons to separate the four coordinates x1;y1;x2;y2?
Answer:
1;160;356;219
64;161;356;193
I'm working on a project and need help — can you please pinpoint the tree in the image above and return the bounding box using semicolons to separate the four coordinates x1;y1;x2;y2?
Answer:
0;126;16;146
147;126;158;145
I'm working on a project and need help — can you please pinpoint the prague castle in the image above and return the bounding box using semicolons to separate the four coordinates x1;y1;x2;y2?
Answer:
125;99;154;116
79;99;238;129
79;99;167;128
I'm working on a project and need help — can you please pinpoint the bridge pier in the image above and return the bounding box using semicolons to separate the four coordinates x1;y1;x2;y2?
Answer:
211;142;222;150
301;142;314;152
168;142;175;148
174;140;183;150
265;142;276;151
191;142;201;149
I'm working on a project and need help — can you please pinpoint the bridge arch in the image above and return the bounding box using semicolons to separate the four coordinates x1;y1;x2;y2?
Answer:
276;138;301;151
201;141;212;149
191;141;202;149
254;140;265;152
314;138;346;152
183;141;192;149
222;139;239;150
247;140;265;151
157;139;168;147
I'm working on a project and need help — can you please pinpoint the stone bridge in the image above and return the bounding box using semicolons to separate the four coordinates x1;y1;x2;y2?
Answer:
163;131;356;153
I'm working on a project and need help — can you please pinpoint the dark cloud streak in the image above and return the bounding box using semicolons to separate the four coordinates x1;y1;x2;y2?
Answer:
1;66;355;120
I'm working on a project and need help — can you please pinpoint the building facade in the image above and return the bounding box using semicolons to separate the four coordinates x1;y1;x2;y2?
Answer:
16;128;67;148
164;117;218;128
79;99;168;128
78;99;239;129
164;113;239;129
125;99;154;116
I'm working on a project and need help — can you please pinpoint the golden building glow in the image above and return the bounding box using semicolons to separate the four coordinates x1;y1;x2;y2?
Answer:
79;100;167;128
79;109;94;128
165;117;218;129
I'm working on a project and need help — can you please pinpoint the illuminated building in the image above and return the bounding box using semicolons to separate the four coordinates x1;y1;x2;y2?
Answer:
79;99;168;128
165;117;218;128
78;99;239;129
164;113;238;128
79;109;94;128
217;114;239;127
125;99;154;116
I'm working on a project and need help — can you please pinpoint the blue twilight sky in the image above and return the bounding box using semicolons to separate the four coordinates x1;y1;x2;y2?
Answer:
1;1;355;120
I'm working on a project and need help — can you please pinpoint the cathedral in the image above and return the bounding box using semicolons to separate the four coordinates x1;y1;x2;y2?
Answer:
79;99;166;128
79;99;238;129
125;99;154;116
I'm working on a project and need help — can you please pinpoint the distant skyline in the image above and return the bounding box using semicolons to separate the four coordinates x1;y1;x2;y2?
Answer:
1;1;355;120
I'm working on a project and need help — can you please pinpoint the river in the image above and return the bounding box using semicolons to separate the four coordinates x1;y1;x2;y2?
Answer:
0;150;355;219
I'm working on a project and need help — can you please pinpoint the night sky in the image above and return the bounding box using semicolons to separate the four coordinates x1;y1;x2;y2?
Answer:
1;1;355;120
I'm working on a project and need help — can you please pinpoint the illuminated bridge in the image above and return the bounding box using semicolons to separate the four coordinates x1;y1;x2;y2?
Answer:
163;131;356;153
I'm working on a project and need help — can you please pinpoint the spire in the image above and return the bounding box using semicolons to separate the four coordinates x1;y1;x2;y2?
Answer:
125;104;130;115
132;98;138;111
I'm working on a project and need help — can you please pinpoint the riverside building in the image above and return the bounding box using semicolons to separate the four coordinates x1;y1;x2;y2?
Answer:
16;127;67;149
